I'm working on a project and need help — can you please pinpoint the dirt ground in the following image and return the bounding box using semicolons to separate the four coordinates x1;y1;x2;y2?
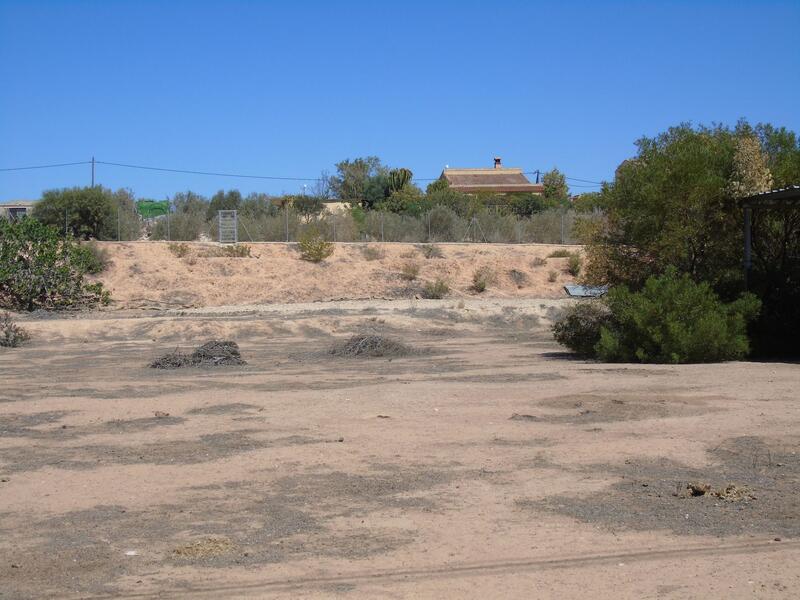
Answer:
1;298;799;599
91;242;581;309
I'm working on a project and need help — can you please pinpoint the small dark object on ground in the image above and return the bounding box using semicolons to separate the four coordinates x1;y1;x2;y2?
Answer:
154;411;170;418
329;335;414;358
150;340;247;369
686;482;712;496
681;481;755;502
510;413;540;422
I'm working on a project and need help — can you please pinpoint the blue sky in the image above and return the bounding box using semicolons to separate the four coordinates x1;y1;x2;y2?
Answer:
1;1;798;200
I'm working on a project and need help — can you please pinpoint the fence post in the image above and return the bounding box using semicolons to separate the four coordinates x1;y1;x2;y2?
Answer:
380;212;384;242
166;208;170;241
332;213;336;242
560;209;565;244
427;211;431;241
285;204;289;242
117;209;121;241
64;209;68;237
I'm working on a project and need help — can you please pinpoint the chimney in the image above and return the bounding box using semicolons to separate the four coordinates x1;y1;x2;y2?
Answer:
493;157;502;169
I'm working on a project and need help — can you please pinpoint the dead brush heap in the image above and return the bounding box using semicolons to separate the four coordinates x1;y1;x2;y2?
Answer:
150;340;247;369
329;334;415;358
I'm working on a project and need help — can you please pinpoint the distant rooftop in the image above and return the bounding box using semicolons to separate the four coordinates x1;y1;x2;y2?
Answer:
441;158;543;194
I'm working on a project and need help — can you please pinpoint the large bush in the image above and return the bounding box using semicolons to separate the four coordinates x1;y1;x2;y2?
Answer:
33;187;115;240
552;301;613;357
553;269;761;363
0;219;110;310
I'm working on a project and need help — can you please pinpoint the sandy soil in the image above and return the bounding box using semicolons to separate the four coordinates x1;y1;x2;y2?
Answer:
1;300;798;599
91;242;582;309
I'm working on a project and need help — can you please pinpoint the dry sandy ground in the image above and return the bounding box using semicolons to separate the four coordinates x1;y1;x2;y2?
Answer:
1;299;799;599
92;242;581;309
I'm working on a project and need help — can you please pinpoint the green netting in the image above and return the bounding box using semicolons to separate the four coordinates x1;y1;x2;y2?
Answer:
137;200;170;218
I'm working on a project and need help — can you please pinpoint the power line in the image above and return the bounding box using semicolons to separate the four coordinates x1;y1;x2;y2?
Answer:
0;160;91;171
0;157;606;188
95;160;321;182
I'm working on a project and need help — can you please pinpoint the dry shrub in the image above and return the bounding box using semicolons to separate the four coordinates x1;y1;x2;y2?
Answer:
400;261;420;281
531;257;547;267
548;249;571;258
422;278;450;299
548;270;559;282
567;253;582;277
509;269;529;288
168;242;191;258
419;244;443;259
361;245;384;261
0;313;29;348
472;266;496;293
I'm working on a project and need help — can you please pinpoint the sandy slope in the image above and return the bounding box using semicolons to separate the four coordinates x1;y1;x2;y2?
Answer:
92;241;582;309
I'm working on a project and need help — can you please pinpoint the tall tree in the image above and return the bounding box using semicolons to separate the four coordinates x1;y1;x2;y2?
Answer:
542;168;570;204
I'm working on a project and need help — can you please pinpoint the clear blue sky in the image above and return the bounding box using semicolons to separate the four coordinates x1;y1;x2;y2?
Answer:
1;1;798;200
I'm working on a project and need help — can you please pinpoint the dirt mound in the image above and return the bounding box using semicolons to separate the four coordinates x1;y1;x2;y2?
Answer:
150;340;246;369
329;334;414;358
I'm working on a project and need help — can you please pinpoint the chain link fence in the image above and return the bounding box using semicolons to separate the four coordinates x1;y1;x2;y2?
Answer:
141;206;588;244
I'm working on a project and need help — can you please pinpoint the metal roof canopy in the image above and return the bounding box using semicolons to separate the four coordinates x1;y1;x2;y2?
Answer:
740;186;800;288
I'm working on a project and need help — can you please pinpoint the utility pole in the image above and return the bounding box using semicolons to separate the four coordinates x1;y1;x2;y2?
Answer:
91;156;95;187
535;170;541;184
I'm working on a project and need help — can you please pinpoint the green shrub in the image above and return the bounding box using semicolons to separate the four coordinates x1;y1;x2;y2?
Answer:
567;253;582;277
72;242;110;274
547;249;571;258
552;302;613;357
472;266;496;293
419;244;443;259
596;268;760;363
0;218;110;310
0;312;30;347
400;261;420;281
422;278;450;299
298;229;334;263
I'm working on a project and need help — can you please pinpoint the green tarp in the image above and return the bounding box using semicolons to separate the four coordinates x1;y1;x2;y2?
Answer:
136;200;170;218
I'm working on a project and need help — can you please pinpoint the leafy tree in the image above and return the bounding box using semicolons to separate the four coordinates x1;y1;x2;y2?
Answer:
583;124;743;290
329;157;388;208
172;191;209;215
379;184;424;214
426;178;449;194
509;193;550;217
0;218;109;310
240;193;276;219
542;168;570;204
293;195;324;222
206;189;243;220
32;186;115;240
583;120;800;356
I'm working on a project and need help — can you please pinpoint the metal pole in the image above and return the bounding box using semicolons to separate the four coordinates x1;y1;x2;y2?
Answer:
332;213;336;242
285;204;289;242
91;156;95;187
744;206;752;290
560;209;565;244
117;209;120;241
380;212;384;242
64;208;68;237
166;205;170;241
